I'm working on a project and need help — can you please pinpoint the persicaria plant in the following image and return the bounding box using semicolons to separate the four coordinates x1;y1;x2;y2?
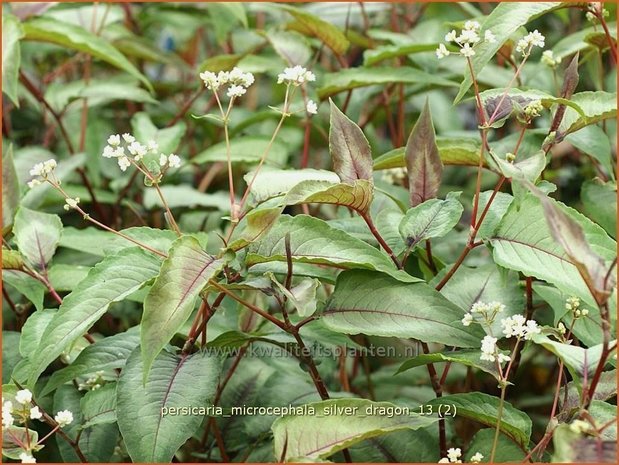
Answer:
1;2;617;464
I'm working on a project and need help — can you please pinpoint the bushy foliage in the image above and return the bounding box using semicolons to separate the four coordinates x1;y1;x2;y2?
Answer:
2;2;617;463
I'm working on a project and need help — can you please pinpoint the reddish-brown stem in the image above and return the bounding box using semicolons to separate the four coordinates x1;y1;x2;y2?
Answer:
360;211;401;268
420;342;446;457
598;12;617;64
435;243;475;291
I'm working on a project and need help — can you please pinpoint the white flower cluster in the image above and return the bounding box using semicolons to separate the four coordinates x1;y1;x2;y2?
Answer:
461;301;505;327
541;50;561;68
438;447;464;463
515;30;545;56
64;197;80;212
569;419;594;434
480;335;511;363
437;21;496;59
2;388;73;464
102;133;180;172
380;167;407;185
199;67;255;97
501;315;541;340
27;159;57;188
470;452;484;463
565;296;589;318
586;3;609;22
277;65;316;86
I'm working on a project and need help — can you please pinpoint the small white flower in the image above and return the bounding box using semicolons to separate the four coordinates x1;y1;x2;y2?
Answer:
565;296;581;311
167;154;181;168
502;314;527;338
516;30;545;55
439;458;450;463
29;159;56;179
19;452;36;463
461;43;476;57
15;389;33;405
445;30;458;42
2;401;14;428
63;197;80;212
471;452;484;463
102;145;116;158
200;70;221;91
43;159;57;172
127;141;147;160
484;30;496;43
159;153;168;166
147;140;159;153
227;85;247;98
557;322;567;335
464;20;481;32
461;313;473;327
117;156;131;172
54;410;73;427
497;353;511;364
480;335;498;361
306;100;318;115
447;448;462;462
524;320;541;339
27;179;42;189
29;406;43;420
122;133;135;144
458;29;480;45
436;43;450;59
277;65;316;85
107;134;121;146
569;419;592;434
228;67;255;88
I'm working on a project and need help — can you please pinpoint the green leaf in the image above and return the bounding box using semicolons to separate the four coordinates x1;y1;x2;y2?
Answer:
475;191;514;239
272;398;436;461
2;332;22;384
363;43;439;66
2;271;46;311
1;248;24;270
270;275;321;318
117;347;221;462
285;179;374;213
399;196;463;250
427;392;532;446
2;14;24;107
455;2;563;103
229;206;283;250
373;137;483;170
490;193;616;306
464;428;526;462
131;112;186;155
22;17;152;92
48;264;90;292
28;248;162;386
2;426;41;460
322;270;484;347
530;333;615;381
528;184;613;304
41;327;139;397
19;309;56;359
433;264;524;336
53;385;118;462
405;100;442;206
396;349;501;380
13;206;63;269
265;29;312;65
329;100;373;184
486;150;546;183
581;180;616;239
319;66;457;99
2;145;20;231
559;91;617;135
589;401;617;441
278;4;349;56
244;168;340;204
566;126;613;179
552;422;614;462
141;236;226;382
81;383;117;428
142;185;228;211
246;215;413;282
553;22;617;60
192;136;288;166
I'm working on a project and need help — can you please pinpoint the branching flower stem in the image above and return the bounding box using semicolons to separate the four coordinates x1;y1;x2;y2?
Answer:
45;178;168;258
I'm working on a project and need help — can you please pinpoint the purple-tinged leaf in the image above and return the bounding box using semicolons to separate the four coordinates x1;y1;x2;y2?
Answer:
405;100;442;207
328;99;373;184
550;52;580;133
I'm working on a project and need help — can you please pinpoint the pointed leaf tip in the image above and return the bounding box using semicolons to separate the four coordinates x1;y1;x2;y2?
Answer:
405;100;442;207
328;99;373;184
